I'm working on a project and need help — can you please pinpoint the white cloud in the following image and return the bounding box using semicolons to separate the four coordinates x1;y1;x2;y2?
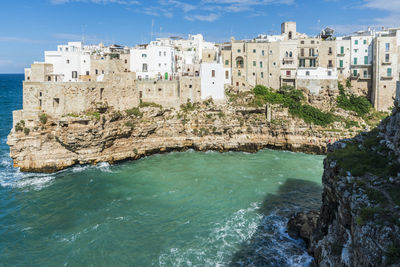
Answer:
0;37;44;43
362;0;400;12
184;13;220;22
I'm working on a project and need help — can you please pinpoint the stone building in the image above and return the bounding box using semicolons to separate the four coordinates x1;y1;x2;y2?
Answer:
372;29;400;111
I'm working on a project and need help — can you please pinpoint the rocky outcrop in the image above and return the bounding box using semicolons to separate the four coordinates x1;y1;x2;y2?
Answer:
7;101;360;173
288;104;400;266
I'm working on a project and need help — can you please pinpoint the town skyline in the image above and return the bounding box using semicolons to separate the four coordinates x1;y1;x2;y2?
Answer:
0;0;399;73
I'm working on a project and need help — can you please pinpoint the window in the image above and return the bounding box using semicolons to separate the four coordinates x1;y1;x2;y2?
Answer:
328;47;332;55
238;70;241;76
159;51;162;56
285;51;289;57
225;60;229;66
39;92;42;97
311;40;315;44
301;41;304;44
164;52;166;56
236;57;244;68
86;71;89;75
355;40;358;45
300;48;304;57
142;63;148;72
95;69;98;75
299;59;305;67
339;60;343;68
363;40;367;45
225;70;229;79
260;61;263;68
354;58;357;65
102;70;104;74
53;98;59;108
310;59;316;67
66;59;70;64
253;61;256;66
363;70;368;78
353;69;358;76
309;48;314;56
289;52;292;57
253;73;255;76
253;49;256;53
364;56;368;64
328;60;333;68
212;70;215;78
142;54;147;58
289;31;292;39
340;46;344;54
237;49;241;53
328;71;332;76
387;68;392;77
286;70;291;77
385;43;390;52
306;71;310;76
48;76;51;81
262;50;265;56
261;72;264;78
72;71;78;78
385;54;390;62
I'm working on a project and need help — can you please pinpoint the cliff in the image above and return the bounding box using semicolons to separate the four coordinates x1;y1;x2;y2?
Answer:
7;91;365;173
288;101;400;266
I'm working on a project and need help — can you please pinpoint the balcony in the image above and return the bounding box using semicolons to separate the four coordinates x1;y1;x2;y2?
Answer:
381;75;393;80
327;64;334;69
359;75;371;80
382;61;392;65
337;53;345;57
350;74;360;80
299;54;318;59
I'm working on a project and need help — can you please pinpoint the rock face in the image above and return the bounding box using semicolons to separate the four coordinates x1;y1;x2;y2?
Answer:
7;101;357;173
288;104;400;266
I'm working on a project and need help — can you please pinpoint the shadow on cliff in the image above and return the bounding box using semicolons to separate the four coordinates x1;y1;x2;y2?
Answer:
229;178;322;266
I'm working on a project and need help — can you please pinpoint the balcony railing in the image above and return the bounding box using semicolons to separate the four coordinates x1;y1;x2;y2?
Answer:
382;61;392;65
359;75;371;80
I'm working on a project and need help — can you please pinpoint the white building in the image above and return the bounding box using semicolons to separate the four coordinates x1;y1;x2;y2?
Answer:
336;38;351;81
349;31;374;78
130;42;175;80
200;62;225;100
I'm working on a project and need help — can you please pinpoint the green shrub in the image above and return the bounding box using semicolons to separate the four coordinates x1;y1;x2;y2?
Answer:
67;113;79;118
124;121;134;128
15;121;24;132
125;107;143;117
337;82;372;116
139;102;162;109
181;100;196;113
365;188;388;204
23;127;30;135
86;111;100;120
252;85;334;126
39;113;48;124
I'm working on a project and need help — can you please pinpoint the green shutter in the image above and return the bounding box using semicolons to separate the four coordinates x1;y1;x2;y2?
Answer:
354;58;357;65
260;61;263;68
353;70;358;76
355;40;358;45
388;68;392;77
341;46;344;54
364;56;368;65
363;40;367;45
253;61;256;66
340;60;343;68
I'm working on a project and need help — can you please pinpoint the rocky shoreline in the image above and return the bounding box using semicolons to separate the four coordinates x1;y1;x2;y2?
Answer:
287;105;400;266
7;99;361;173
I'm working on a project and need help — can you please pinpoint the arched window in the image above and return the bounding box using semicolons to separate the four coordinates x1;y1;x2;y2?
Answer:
142;63;148;72
285;52;289;58
289;51;293;58
235;57;244;68
289;31;292;39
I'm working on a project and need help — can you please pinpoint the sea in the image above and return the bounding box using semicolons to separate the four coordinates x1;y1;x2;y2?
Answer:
0;74;324;266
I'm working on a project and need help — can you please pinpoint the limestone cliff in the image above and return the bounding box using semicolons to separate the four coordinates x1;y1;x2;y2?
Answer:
7;96;363;173
288;102;400;266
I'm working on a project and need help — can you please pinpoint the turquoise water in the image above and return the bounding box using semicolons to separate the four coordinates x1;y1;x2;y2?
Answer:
0;74;325;266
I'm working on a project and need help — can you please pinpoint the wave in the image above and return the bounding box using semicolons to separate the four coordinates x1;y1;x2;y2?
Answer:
158;202;313;267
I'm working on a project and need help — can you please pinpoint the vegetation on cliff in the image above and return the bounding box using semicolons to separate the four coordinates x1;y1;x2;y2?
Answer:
337;82;372;117
252;85;335;126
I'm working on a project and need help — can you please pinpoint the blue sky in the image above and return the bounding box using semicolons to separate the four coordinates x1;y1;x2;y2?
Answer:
0;0;398;73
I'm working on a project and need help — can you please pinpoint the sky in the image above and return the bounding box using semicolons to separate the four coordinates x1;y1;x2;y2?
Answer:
0;0;399;73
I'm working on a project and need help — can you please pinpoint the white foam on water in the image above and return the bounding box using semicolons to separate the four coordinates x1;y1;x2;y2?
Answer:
71;162;112;173
158;202;262;267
